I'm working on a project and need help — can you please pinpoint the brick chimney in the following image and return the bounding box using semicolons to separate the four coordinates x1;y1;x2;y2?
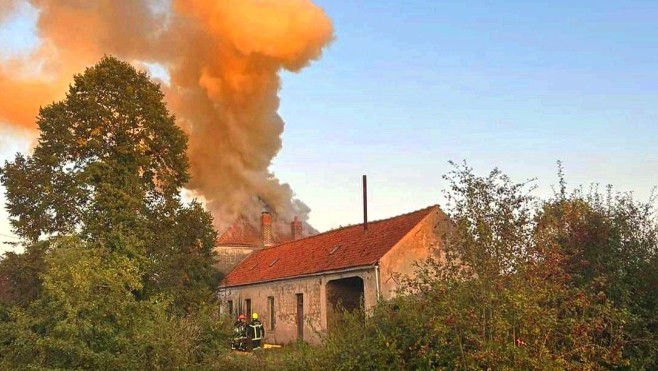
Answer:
261;211;274;247
291;216;303;241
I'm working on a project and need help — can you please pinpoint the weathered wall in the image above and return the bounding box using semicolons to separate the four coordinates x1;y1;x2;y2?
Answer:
220;267;377;345
378;207;446;299
213;246;258;275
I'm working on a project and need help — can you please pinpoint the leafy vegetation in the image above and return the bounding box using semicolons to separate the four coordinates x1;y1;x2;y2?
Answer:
0;56;227;369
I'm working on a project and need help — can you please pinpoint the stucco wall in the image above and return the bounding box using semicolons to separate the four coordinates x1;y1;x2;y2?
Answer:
213;246;259;275
220;267;377;345
378;208;446;299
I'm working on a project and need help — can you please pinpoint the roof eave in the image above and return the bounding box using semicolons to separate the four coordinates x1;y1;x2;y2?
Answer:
220;263;378;289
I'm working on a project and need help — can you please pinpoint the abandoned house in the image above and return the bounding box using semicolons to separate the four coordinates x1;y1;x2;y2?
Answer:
218;205;448;345
213;212;305;274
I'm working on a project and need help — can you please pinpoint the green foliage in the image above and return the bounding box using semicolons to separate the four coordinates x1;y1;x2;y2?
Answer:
0;241;48;307
0;237;229;369
0;55;219;310
0;56;225;369
144;200;222;313
1;56;188;243
536;178;658;369
441;160;537;279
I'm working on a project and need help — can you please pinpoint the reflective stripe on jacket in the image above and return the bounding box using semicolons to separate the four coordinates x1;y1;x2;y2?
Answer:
249;321;265;340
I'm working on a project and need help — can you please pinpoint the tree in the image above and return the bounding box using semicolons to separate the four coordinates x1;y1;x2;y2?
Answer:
536;181;658;369
0;55;218;311
144;200;222;312
0;56;228;369
403;162;627;369
1;56;189;243
0;237;228;369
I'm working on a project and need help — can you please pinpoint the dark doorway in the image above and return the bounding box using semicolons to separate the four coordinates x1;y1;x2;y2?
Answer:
326;276;365;331
245;299;251;319
296;293;304;340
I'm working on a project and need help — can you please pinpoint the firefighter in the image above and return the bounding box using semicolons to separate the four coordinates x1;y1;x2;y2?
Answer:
247;312;265;350
231;314;248;351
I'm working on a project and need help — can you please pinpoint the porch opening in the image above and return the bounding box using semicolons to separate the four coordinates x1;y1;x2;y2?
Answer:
326;276;364;331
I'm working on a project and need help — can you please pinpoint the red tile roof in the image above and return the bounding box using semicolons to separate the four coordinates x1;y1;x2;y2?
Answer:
222;205;438;287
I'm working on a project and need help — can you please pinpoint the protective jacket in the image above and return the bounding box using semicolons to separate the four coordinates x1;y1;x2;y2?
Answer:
234;321;247;338
247;319;265;349
231;321;248;351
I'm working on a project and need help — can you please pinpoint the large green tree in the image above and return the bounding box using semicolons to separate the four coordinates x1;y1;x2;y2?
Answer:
0;56;219;310
1;56;188;243
0;56;228;368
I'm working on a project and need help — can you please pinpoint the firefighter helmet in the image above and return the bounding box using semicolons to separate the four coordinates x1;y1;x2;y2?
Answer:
238;314;246;320
252;312;259;320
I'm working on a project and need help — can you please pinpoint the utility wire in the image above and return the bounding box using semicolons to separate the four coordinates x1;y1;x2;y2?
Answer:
0;233;20;240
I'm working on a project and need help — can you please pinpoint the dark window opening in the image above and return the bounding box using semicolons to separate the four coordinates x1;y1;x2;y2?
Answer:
296;293;304;340
245;299;252;319
268;296;275;331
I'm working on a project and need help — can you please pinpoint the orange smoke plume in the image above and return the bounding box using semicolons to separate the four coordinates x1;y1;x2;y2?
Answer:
0;0;333;233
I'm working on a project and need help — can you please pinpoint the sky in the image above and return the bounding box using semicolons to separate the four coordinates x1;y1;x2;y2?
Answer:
2;0;658;251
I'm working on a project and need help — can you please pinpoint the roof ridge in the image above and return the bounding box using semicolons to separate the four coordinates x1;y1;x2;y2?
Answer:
222;204;442;286
265;204;439;250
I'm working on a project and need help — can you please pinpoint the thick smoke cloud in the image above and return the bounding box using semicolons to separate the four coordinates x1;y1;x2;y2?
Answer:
0;0;333;234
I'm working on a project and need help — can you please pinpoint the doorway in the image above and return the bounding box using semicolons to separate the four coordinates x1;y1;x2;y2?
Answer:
326;276;364;331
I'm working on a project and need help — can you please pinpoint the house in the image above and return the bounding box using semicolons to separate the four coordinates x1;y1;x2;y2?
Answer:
218;205;448;345
213;212;304;274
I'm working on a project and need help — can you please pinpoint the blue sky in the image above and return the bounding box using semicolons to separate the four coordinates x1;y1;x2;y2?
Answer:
2;0;658;249
274;0;658;229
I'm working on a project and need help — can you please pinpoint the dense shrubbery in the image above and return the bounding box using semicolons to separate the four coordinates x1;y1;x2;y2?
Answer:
0;237;233;369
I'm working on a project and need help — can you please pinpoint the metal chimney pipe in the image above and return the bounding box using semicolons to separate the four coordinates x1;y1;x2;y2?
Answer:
363;175;368;232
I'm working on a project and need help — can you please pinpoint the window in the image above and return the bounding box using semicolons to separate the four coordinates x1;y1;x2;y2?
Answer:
227;300;233;316
268;296;275;330
245;299;252;319
296;293;304;340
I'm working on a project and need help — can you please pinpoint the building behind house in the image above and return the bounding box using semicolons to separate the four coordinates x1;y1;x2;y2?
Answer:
218;205;448;345
214;212;305;274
